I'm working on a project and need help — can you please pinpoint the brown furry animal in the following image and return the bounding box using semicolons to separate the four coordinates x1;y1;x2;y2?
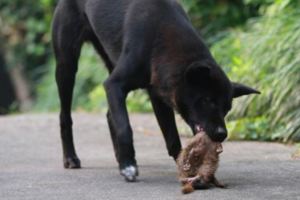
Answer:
177;132;225;194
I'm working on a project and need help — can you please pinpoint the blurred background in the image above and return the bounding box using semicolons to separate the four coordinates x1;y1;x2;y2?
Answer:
0;0;299;142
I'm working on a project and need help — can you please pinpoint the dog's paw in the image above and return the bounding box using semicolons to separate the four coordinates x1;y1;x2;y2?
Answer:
63;156;81;169
120;165;139;182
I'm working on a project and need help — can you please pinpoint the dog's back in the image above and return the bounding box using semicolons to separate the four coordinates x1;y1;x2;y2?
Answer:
56;0;205;65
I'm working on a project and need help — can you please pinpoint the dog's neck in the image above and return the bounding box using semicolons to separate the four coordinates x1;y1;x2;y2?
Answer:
149;24;217;105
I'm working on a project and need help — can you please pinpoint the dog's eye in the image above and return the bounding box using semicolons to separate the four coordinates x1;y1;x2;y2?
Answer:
195;97;215;109
202;97;217;108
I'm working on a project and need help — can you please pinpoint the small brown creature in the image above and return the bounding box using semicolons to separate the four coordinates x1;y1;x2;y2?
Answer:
177;132;225;194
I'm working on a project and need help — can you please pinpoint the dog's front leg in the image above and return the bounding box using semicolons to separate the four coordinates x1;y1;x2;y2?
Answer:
104;55;142;182
148;91;182;160
104;80;137;182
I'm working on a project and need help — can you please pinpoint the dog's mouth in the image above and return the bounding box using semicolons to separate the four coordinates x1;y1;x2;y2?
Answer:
194;124;205;134
193;124;227;142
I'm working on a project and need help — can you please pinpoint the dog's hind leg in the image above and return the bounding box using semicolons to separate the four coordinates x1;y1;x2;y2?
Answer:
52;4;85;169
148;91;182;160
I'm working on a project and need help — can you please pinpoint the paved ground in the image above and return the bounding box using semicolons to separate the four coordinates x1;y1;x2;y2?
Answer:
0;113;299;200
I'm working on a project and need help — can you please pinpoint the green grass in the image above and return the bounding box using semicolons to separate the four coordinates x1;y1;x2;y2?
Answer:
212;3;300;142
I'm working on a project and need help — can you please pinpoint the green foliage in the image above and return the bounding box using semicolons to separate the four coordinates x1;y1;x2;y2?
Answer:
212;1;300;142
0;0;56;82
182;0;263;43
35;44;106;111
126;90;153;113
227;116;270;141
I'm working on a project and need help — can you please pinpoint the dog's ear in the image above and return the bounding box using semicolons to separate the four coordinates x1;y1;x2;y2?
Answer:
232;82;260;98
185;62;211;86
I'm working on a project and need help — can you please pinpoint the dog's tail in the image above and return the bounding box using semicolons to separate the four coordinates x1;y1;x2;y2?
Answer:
182;183;194;194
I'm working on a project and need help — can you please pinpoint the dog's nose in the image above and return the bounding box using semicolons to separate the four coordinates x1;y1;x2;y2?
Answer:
214;127;227;142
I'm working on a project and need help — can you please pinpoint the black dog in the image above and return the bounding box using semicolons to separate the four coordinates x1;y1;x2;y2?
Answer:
52;0;259;182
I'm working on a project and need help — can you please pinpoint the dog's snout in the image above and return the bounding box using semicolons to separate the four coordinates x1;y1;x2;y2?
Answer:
214;127;227;142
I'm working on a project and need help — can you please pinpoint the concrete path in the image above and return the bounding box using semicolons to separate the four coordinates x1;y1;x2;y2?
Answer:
0;114;299;200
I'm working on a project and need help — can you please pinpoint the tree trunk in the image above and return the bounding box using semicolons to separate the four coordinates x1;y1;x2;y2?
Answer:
0;54;15;114
8;65;33;112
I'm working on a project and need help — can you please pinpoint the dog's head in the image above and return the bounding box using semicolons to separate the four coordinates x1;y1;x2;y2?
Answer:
174;61;260;142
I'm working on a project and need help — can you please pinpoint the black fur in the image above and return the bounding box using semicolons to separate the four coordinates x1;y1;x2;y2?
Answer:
52;0;260;181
